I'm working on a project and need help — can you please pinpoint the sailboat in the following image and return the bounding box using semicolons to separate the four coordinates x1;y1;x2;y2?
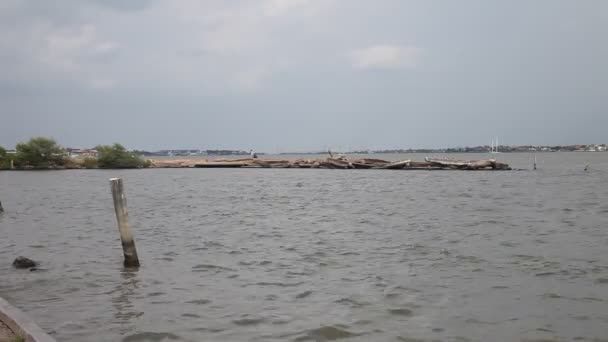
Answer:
490;137;501;154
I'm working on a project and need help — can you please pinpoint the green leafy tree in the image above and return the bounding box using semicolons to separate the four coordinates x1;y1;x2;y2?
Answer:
96;143;148;168
15;137;66;168
0;146;7;169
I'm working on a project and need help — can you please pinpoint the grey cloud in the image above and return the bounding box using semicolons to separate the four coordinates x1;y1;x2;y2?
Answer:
1;0;607;151
350;45;423;70
87;0;155;12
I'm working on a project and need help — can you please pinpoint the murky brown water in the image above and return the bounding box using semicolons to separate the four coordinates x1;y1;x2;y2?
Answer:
1;153;608;342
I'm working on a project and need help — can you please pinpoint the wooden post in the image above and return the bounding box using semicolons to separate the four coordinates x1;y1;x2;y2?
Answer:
533;155;537;170
109;178;140;267
0;201;3;213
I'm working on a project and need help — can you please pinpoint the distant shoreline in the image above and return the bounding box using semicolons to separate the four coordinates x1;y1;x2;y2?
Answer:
136;145;607;157
275;150;606;155
1;150;604;171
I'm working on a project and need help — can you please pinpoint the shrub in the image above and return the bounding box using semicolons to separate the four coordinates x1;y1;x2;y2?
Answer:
62;158;81;169
82;157;99;169
96;143;147;169
15;137;67;169
0;146;8;169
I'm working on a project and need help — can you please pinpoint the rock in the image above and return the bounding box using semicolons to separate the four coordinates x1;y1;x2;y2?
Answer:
13;256;37;269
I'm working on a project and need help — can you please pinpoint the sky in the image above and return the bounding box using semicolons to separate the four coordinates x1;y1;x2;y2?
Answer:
0;0;606;152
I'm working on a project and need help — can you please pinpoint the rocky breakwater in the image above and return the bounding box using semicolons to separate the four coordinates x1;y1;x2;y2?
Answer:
191;156;512;170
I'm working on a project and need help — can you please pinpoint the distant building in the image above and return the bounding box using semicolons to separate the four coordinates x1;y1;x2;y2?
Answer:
67;148;98;157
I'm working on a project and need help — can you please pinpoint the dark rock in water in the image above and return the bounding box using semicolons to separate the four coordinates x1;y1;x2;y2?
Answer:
296;290;313;299
13;256;37;269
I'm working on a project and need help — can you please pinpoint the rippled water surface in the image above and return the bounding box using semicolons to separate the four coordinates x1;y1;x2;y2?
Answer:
1;153;608;342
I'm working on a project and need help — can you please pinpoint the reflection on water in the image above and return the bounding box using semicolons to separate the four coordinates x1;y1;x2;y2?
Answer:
1;152;608;342
112;269;142;335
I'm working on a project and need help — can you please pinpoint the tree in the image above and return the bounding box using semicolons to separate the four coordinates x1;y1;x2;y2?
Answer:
96;143;148;168
15;137;66;168
0;146;7;169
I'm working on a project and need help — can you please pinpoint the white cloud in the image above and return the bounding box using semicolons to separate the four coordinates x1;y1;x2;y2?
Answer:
43;25;117;71
87;78;115;89
232;67;269;90
0;16;120;89
38;25;120;89
350;45;423;70
154;0;335;90
0;0;338;92
263;0;310;16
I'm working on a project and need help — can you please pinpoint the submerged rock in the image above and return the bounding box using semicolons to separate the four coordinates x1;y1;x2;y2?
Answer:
13;256;37;269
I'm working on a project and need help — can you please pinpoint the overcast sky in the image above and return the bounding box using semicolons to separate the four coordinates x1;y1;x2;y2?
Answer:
1;0;606;152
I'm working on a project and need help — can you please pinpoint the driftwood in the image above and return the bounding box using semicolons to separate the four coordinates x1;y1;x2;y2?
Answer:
466;160;495;170
196;161;249;168
424;157;511;170
494;162;510;170
193;156;511;170
358;158;390;164
325;158;352;169
350;162;374;169
408;161;434;168
384;160;412;169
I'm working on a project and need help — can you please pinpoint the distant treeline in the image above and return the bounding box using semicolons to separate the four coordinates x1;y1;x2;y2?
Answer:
0;137;150;170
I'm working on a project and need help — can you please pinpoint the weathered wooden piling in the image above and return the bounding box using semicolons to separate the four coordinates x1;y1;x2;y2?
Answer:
109;178;140;268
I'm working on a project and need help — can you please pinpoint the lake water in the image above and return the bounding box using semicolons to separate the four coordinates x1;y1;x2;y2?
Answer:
1;153;607;342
